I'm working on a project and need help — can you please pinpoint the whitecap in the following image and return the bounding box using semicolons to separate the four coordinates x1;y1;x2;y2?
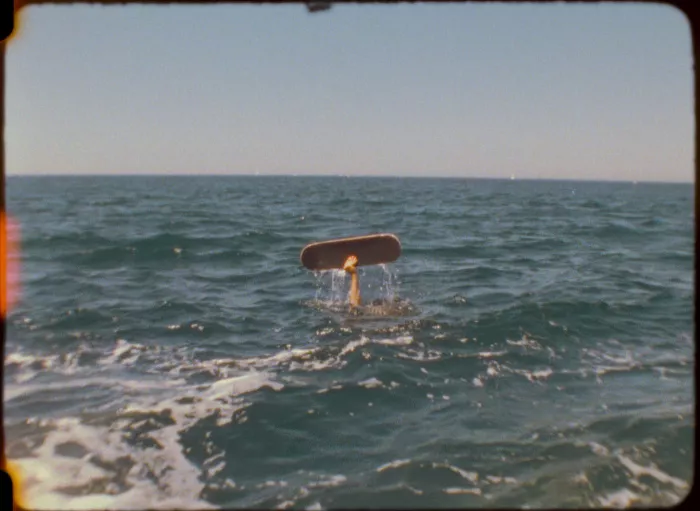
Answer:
433;463;479;483
376;459;411;472
616;454;688;489
597;488;640;508
358;377;383;389
444;487;481;495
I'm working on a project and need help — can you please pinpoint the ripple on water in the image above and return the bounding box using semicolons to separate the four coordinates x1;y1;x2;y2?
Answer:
5;176;692;508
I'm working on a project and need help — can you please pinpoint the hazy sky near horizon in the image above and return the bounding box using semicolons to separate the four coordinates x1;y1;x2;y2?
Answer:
6;3;694;182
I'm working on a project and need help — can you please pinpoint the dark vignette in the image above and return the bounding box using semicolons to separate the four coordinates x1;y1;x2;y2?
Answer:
1;468;14;509
0;1;696;510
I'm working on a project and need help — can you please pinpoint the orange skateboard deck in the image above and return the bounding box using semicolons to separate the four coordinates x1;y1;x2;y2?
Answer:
300;233;401;271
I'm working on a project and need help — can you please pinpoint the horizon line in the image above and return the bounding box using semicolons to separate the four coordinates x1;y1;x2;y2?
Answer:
4;173;694;185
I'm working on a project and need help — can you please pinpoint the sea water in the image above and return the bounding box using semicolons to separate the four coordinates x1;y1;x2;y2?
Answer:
4;175;693;508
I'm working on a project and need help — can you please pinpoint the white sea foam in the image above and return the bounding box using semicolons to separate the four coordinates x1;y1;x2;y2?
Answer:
444;487;482;495
588;442;610;457
457;350;507;359
376;459;411;472
396;349;442;362
401;483;424;495
376;335;414;346
5;351;43;366
597;488;640;508
572;472;590;485
255;479;287;489
5;376;187;404
506;335;542;350
6;351;61;383
509;367;553;383
236;347;321;370
358;377;383;389
582;348;642;379
203;452;227;478
316;383;344;394
99;339;147;366
11;415;216;510
485;475;517;484
616;454;688;489
6;339;284;510
339;336;371;357
433;463;479;483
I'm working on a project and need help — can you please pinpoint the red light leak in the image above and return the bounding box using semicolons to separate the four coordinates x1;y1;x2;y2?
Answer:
1;213;21;317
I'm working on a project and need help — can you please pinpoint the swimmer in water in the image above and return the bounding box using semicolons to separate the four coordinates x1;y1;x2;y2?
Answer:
343;255;361;307
342;254;413;316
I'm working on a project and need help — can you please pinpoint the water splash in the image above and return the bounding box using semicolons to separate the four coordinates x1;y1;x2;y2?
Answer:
379;264;398;301
313;269;348;305
313;265;400;308
330;269;348;303
308;265;416;318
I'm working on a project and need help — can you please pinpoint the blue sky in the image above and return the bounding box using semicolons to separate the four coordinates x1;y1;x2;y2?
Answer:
6;3;693;182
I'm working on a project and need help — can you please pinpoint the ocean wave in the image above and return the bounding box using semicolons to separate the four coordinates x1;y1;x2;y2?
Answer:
5;176;692;508
6;339;283;510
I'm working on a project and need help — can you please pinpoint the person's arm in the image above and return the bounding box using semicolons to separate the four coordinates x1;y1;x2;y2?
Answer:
343;255;361;307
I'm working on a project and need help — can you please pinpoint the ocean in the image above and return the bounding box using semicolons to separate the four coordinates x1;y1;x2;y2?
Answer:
3;175;694;509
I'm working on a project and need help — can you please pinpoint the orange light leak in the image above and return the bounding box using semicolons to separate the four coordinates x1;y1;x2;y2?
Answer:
6;1;23;44
1;212;21;317
5;460;26;510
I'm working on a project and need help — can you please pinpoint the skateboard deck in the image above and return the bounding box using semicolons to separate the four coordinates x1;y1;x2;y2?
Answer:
300;233;401;271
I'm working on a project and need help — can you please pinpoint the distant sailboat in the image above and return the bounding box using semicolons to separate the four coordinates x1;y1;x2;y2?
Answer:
510;173;515;180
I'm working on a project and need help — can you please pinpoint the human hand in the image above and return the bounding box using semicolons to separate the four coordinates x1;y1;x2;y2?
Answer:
343;255;358;273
